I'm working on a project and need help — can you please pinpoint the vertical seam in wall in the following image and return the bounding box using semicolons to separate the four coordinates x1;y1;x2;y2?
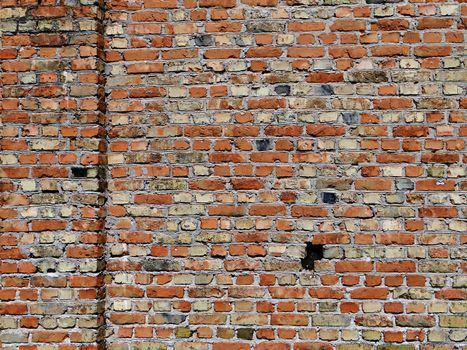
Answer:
96;0;108;347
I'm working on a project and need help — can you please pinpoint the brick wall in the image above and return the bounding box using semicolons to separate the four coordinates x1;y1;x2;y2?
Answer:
0;0;465;349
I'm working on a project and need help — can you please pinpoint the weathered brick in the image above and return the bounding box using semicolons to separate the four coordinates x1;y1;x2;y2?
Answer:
348;71;389;83
143;259;181;272
396;315;436;328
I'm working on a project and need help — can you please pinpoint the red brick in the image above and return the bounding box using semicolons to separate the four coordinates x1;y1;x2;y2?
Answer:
204;49;241;59
376;261;416;272
199;0;237;7
288;47;324;58
145;0;178;8
291;206;328;217
306;72;344;83
419;207;458;218
351;288;389;299
248;98;286;109
416;180;456;191
271;314;309;326
355;179;392;190
417;18;453;30
250;204;286;216
306;125;346;136
231;179;264;190
331;20;366;31
246;48;283;58
393;126;429;137
288;21;325;31
265;125;303;136
415;46;452;57
336;261;373;273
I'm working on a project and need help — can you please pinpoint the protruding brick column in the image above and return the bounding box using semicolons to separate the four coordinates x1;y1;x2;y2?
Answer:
0;0;106;348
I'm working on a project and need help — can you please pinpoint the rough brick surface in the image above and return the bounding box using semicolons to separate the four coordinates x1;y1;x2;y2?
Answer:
0;0;466;349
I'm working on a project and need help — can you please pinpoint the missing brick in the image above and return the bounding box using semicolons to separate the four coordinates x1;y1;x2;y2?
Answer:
320;84;334;96
301;242;324;271
194;35;213;47
71;167;88;178
322;192;337;204
274;85;291;96
342;112;358;125
256;139;271;151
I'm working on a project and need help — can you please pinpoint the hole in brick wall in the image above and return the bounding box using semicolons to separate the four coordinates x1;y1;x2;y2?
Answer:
274;85;291;96
322;192;337;204
237;328;254;340
320;84;334;96
301;242;324;271
194;35;213;46
42;188;59;193
71;167;88;177
256;139;271;151
342;112;358;125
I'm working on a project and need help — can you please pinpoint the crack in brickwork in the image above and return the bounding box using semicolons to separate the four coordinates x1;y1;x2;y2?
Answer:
0;0;466;349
